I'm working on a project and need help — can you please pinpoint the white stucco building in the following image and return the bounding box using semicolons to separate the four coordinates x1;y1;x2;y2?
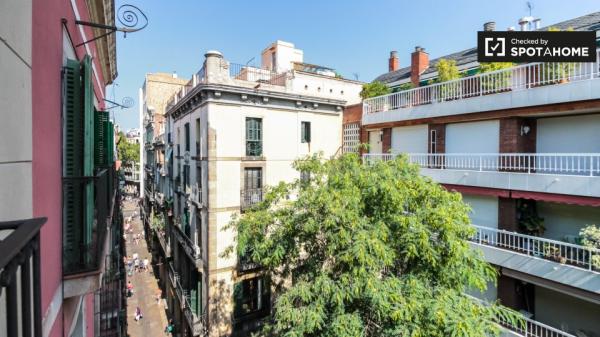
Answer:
145;41;362;336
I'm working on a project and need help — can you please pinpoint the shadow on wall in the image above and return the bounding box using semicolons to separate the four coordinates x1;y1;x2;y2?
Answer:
209;278;233;337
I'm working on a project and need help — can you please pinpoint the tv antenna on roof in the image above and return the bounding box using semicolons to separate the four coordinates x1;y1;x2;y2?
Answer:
526;1;534;16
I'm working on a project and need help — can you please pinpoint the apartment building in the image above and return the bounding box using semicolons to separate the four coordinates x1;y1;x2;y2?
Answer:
140;73;189;202
0;0;124;336
359;13;600;337
142;40;362;337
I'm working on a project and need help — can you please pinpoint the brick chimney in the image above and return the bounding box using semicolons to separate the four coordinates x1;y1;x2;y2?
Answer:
410;46;429;86
388;51;399;72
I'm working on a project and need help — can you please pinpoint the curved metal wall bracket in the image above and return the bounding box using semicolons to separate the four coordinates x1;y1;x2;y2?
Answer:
75;4;148;47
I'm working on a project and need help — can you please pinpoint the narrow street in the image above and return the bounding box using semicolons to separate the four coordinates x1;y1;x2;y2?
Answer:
123;200;169;336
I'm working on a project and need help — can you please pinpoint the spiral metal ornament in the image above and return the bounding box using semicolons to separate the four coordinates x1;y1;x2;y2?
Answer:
121;97;135;109
116;4;148;33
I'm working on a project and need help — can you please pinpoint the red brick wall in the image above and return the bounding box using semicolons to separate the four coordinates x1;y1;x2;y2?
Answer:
499;118;536;153
382;128;392;153
428;124;446;153
343;103;363;124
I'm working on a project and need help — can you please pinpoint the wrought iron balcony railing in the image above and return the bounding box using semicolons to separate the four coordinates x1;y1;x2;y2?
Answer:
363;153;600;177
0;217;46;337
471;225;599;272
172;220;201;261
240;188;264;211
363;48;600;115
246;141;262;157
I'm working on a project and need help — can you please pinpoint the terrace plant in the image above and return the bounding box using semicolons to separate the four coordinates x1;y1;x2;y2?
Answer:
479;62;514;92
360;81;391;99
435;59;462;100
579;224;600;270
226;153;521;337
517;201;545;236
545;27;576;83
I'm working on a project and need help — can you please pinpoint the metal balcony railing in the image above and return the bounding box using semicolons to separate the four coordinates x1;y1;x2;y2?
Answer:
229;63;287;86
469;295;576;337
192;183;203;207
240;188;264;211
471;225;600;272
172;221;201;260
364;48;600;115
363;153;600;177
183;294;206;336
0;217;46;337
63;168;118;275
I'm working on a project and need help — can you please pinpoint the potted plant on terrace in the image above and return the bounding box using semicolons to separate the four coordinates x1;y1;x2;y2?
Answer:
579;224;600;270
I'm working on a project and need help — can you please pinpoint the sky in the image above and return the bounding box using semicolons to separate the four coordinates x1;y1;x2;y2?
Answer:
108;0;600;130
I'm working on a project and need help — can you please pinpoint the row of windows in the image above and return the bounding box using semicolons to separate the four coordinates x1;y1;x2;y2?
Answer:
245;118;311;157
176;117;313;158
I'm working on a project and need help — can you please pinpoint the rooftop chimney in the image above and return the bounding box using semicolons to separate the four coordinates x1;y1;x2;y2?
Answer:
411;46;429;87
389;51;399;72
483;21;496;31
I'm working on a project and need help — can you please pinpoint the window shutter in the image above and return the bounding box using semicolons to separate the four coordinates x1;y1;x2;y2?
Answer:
306;122;311;143
108;121;114;164
63;59;84;265
81;55;95;249
95;110;109;168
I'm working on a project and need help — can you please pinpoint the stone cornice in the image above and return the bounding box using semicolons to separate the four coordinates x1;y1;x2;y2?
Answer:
168;83;347;120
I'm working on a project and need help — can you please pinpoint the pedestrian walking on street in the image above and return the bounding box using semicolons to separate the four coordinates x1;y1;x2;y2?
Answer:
155;289;162;304
126;281;134;297
135;306;143;322
164;319;174;335
134;258;140;273
143;257;150;272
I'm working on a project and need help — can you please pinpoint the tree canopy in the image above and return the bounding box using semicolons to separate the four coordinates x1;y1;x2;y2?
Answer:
360;81;391;99
228;153;519;337
117;131;140;164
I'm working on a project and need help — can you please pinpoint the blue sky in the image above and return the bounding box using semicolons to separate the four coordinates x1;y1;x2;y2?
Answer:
109;0;600;130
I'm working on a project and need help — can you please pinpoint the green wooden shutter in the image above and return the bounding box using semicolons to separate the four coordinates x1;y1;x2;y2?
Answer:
108;121;114;164
82;56;95;253
63;59;84;266
94;110;108;167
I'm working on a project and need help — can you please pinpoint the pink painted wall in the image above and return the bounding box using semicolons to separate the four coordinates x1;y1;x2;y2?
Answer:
85;293;95;336
32;0;108;333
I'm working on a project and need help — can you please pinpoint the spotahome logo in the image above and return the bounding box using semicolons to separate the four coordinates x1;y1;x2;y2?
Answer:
478;31;597;63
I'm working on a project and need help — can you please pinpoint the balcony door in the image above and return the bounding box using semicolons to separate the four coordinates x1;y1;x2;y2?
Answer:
244;168;262;205
369;130;383;154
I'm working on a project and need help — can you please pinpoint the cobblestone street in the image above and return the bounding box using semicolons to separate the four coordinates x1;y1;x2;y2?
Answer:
124;200;169;336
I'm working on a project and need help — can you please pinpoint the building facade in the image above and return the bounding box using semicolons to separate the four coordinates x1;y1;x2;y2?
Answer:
143;40;362;336
359;13;600;337
1;0;124;336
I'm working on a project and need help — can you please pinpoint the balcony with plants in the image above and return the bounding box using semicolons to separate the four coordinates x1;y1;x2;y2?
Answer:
362;49;600;126
469;201;600;295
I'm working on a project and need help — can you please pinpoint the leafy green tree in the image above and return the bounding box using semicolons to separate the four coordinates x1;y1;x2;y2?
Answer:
360;81;391;99
117;131;140;164
436;59;461;83
228;153;519;337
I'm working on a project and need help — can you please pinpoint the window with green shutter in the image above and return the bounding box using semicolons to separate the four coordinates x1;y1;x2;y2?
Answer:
62;55;97;272
301;121;311;143
245;118;262;156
